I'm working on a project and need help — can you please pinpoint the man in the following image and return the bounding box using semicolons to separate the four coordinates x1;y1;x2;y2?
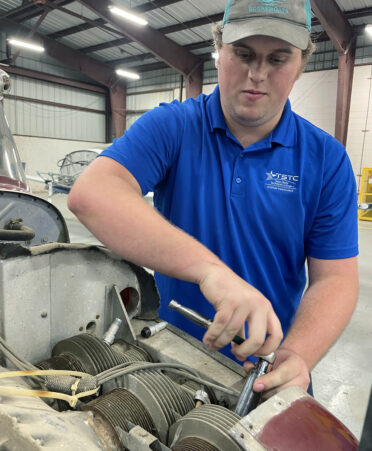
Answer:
68;0;358;398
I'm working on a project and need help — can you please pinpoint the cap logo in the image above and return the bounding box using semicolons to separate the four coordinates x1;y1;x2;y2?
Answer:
251;0;288;14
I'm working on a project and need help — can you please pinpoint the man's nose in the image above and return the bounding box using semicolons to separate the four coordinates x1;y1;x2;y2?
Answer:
248;60;268;82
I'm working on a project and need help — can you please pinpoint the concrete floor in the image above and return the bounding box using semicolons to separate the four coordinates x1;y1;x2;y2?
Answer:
41;191;372;441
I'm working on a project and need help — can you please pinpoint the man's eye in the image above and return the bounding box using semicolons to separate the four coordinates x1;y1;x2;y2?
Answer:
236;51;253;60
270;56;287;64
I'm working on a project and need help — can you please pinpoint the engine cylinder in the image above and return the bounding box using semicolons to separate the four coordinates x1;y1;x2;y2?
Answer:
51;333;151;375
119;362;195;443
172;437;219;451
168;404;241;451
82;388;158;449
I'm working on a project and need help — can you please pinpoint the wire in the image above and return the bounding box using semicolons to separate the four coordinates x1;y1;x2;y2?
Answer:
97;361;240;397
0;336;43;386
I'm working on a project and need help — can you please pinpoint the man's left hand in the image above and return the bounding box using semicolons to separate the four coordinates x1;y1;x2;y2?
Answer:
243;347;310;400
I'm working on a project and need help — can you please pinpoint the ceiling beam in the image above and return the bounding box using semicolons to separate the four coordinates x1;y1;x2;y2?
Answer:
109;40;214;67
3;65;106;93
77;0;202;79
312;7;372;27
311;0;355;53
136;52;211;73
133;0;183;13
78;13;223;54
3;0;74;23
0;16;125;90
78;7;372;56
7;8;50;65
48;0;183;42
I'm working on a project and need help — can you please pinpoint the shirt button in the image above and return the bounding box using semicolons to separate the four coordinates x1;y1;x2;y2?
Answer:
236;177;242;184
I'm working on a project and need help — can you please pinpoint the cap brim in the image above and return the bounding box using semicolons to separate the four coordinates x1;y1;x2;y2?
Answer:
222;18;309;50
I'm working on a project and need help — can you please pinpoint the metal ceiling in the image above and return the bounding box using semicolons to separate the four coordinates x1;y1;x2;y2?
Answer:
0;0;369;142
0;0;369;82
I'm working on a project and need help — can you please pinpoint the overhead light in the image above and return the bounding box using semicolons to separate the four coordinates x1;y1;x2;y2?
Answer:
212;52;219;60
109;5;148;26
366;24;372;36
116;69;140;80
8;38;44;52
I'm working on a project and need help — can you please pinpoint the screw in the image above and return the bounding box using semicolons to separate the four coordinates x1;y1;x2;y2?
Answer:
240;433;245;439
79;326;83;332
41;312;48;318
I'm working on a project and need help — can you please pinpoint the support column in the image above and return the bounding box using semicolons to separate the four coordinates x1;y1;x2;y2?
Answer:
335;40;356;146
110;84;127;139
185;63;203;99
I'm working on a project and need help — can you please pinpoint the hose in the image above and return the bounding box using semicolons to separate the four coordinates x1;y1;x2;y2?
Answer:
0;219;35;241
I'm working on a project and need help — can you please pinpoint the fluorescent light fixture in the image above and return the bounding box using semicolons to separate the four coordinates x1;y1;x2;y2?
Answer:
109;5;148;26
116;69;140;80
212;52;219;60
366;24;372;36
8;38;44;52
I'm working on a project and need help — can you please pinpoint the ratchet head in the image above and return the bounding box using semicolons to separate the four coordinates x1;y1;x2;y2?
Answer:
257;352;276;364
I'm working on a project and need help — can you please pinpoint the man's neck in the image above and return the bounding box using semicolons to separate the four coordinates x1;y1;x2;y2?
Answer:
225;113;282;149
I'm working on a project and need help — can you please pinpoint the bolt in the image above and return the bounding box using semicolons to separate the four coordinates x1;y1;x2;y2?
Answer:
240;433;245;439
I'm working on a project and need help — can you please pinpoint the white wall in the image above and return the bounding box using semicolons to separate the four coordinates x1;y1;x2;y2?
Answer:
290;66;372;189
14;135;108;192
289;69;338;136
346;66;372;189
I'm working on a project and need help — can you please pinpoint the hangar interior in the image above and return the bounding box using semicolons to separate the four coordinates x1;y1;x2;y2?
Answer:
0;0;371;449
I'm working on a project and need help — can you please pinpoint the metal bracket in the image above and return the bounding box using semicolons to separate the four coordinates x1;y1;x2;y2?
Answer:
105;284;137;345
116;425;171;451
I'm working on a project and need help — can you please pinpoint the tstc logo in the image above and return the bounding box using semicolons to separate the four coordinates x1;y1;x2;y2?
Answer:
266;171;299;182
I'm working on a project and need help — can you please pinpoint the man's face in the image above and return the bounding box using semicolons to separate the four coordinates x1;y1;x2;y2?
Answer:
217;35;303;134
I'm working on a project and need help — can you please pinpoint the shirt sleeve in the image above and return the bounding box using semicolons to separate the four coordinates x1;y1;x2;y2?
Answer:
100;101;185;195
305;137;359;259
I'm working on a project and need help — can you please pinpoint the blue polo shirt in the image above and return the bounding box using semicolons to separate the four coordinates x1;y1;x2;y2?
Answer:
101;86;358;358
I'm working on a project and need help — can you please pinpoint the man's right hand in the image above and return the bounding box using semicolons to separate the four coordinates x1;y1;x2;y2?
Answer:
199;264;283;360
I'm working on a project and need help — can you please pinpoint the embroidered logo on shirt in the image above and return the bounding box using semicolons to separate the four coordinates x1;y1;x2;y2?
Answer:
265;171;299;193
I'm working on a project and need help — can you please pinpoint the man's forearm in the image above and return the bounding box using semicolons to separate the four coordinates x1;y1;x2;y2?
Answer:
281;269;358;370
68;160;223;285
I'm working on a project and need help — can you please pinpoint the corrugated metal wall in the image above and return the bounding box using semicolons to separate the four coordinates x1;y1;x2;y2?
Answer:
3;74;106;142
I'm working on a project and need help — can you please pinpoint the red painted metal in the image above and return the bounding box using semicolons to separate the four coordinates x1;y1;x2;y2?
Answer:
311;0;356;145
257;397;359;451
311;0;354;54
110;85;126;137
4;66;106;93
185;63;204;99
336;41;356;146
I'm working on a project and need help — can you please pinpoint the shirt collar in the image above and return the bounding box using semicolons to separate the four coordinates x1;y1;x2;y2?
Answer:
206;85;297;149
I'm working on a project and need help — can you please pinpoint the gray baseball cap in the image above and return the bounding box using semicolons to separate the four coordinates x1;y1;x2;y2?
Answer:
222;0;312;50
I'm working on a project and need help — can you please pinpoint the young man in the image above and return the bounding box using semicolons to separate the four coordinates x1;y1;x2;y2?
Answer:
68;0;358;397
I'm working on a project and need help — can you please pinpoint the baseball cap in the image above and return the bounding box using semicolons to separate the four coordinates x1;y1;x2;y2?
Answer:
222;0;312;50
